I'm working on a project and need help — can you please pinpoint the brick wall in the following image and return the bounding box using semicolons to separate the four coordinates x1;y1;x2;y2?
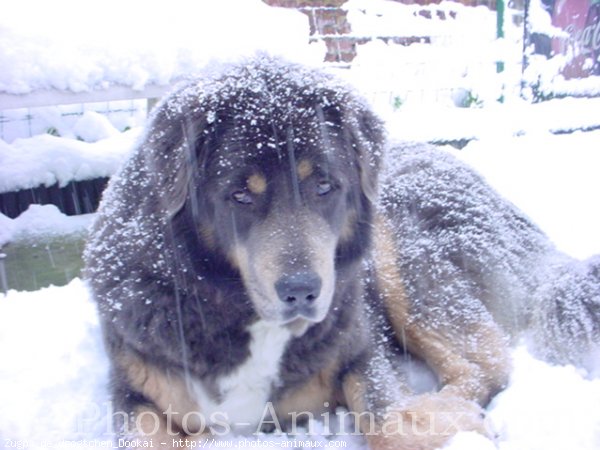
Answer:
263;0;498;62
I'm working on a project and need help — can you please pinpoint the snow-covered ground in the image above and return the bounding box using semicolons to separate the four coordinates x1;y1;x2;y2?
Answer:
1;0;600;449
2;279;598;450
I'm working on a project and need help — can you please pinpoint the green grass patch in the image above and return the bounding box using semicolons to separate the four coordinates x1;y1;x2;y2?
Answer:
1;233;87;293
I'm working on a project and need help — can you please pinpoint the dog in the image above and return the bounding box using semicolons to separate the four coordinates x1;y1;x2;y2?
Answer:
380;143;600;376
84;55;600;450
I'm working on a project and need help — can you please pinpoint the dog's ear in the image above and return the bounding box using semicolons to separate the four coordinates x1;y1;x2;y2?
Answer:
344;102;385;205
144;94;211;218
319;98;384;204
167;115;211;219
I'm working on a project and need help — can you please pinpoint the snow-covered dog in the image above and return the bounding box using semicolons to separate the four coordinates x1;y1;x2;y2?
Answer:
380;143;600;378
84;56;599;450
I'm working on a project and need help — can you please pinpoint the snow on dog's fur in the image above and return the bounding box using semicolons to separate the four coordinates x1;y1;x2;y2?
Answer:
84;56;599;450
380;143;600;377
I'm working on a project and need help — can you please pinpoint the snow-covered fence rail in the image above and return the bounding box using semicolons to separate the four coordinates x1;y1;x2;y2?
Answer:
0;83;172;142
0;84;170;110
0;86;146;218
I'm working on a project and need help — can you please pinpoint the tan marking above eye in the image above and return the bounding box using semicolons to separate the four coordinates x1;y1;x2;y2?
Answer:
297;159;314;181
247;173;267;194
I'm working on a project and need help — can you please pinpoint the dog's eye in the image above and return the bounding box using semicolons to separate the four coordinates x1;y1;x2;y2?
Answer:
231;190;253;205
317;180;332;196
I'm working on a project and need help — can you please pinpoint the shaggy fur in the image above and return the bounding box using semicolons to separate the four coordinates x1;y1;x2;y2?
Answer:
85;56;599;450
380;143;600;376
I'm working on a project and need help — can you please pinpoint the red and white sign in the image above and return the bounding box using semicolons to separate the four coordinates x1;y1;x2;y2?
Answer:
551;0;600;78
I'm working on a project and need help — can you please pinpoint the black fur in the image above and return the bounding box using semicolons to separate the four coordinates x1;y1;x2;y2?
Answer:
84;56;388;429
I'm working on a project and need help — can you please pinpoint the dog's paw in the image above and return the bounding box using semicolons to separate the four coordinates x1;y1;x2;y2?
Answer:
367;392;494;450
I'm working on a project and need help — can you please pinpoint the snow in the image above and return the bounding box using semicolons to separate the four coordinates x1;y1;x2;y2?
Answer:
0;213;17;248
0;127;140;193
0;0;322;95
444;432;497;450
0;204;94;247
522;0;600;99
336;1;523;111
486;347;600;450
1;281;599;450
383;97;600;142
450;130;600;260
1;0;600;449
343;0;495;39
526;0;565;39
0;280;110;448
72;111;120;143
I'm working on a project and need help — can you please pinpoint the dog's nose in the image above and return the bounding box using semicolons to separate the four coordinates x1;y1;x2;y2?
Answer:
275;271;322;305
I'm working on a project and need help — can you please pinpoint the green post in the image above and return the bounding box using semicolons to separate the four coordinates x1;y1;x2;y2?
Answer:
496;0;505;103
497;0;505;73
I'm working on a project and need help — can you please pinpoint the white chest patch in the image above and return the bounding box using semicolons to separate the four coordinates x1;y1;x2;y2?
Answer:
192;320;292;432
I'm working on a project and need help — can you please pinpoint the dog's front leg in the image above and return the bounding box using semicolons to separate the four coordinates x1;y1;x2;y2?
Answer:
341;370;492;450
120;404;186;449
111;350;210;449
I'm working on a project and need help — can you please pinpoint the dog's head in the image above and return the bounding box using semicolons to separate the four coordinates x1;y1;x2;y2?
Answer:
149;57;384;335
